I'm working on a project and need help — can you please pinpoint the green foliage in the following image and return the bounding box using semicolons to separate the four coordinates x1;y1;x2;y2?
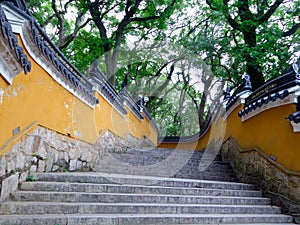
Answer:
62;28;103;73
182;0;299;87
27;0;299;135
26;175;36;182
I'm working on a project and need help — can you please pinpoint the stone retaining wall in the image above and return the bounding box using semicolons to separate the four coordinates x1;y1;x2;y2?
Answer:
0;126;154;203
221;138;300;223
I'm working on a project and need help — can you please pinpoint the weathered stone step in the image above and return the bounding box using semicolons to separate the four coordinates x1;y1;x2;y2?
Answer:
11;191;270;205
95;165;236;174
173;173;238;181
106;153;224;165
95;163;236;174
0;202;282;215
20;181;263;197
110;148;211;157
97;149;231;180
94;167;238;182
99;153;228;166
0;213;294;225
32;172;256;190
178;165;234;173
95;161;236;177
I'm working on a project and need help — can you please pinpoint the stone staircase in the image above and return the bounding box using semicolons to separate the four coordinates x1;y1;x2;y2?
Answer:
0;148;296;224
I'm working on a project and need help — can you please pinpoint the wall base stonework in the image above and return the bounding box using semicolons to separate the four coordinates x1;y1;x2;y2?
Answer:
221;138;300;223
0;126;154;203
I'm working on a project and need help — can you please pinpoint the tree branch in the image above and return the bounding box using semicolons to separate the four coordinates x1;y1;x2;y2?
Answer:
257;0;284;24
87;0;110;52
130;15;161;22
206;0;217;10
187;16;211;36
282;22;300;37
222;0;241;31
100;3;119;20
125;0;133;14
51;0;63;31
58;18;92;49
40;13;57;28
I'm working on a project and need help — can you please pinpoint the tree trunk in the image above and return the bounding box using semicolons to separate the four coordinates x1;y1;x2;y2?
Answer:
104;48;119;87
243;29;265;90
105;55;116;87
246;57;265;90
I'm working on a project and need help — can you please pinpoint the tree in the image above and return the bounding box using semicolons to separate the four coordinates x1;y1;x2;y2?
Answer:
27;0;91;50
27;0;299;136
83;0;185;86
28;0;217;136
204;0;299;90
28;0;185;86
112;40;220;135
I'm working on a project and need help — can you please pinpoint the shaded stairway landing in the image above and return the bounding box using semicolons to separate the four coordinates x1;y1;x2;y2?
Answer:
95;148;238;182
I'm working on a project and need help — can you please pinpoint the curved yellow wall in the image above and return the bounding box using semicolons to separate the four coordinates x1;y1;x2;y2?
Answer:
0;34;158;156
225;104;300;171
159;101;300;172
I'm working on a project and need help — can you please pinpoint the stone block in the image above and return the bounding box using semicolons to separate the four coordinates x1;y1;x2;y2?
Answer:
0;173;19;203
23;136;35;155
45;155;54;172
54;158;67;171
31;136;42;154
0;157;6;177
80;148;92;162
69;160;77;171
63;151;69;163
37;160;46;173
36;144;48;159
19;171;29;183
15;152;26;170
69;148;81;160
6;157;16;174
52;165;60;171
30;165;37;174
68;159;82;171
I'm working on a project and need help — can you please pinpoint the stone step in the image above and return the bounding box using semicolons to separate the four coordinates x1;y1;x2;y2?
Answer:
0;202;282;215
178;165;234;173
112;148;211;157
0;146;294;225
11;191;270;205
98;149;230;179
95;161;235;176
0;213;295;225
94;167;238;182
32;172;257;190
105;154;224;165
95;163;236;174
0;214;294;225
20;181;263;197
172;173;238;181
99;153;227;166
94;164;236;174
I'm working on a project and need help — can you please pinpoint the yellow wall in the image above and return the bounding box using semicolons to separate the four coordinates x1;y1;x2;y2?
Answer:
225;104;300;171
2;32;298;174
0;34;158;155
159;102;300;172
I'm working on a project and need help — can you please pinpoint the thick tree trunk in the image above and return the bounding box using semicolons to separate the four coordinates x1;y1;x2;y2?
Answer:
243;30;265;90
104;49;119;87
246;57;265;90
105;56;116;87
